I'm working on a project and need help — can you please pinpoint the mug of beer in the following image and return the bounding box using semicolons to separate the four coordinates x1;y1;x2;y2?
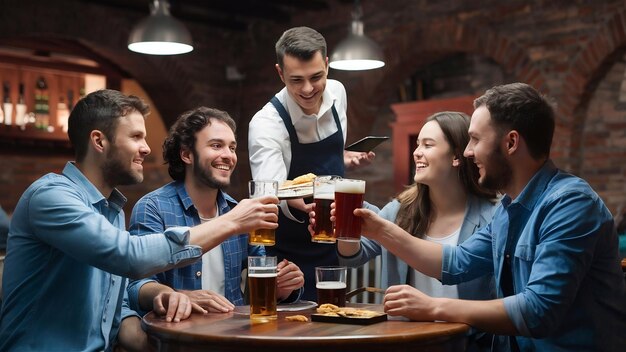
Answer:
334;178;365;242
312;175;341;243
248;256;278;321
315;266;347;307
248;180;278;246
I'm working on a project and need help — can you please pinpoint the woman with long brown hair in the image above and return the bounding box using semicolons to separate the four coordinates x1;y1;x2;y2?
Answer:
338;111;498;351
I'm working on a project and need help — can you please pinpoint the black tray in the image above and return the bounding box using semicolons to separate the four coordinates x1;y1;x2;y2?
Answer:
310;313;387;325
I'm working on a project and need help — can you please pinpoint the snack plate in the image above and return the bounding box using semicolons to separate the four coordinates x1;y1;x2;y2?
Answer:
310;313;387;325
277;186;313;200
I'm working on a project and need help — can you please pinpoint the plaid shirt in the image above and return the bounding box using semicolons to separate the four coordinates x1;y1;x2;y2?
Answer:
126;181;264;314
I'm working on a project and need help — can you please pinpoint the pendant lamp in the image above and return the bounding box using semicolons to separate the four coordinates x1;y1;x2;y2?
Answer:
329;0;385;71
128;0;193;55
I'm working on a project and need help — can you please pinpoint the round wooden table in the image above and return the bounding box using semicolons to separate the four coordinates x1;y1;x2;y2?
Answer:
142;304;469;352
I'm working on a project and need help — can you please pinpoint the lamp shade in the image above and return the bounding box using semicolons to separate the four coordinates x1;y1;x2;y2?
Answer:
329;25;385;70
128;0;193;55
329;2;384;71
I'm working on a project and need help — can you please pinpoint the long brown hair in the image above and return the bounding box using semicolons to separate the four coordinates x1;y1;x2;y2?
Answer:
395;111;496;237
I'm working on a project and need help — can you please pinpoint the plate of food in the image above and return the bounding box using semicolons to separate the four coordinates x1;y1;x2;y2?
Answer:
277;173;316;199
310;304;387;325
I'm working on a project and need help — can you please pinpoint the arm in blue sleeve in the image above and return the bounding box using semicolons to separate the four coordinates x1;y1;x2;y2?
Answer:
504;192;611;337
29;183;201;279
441;222;494;285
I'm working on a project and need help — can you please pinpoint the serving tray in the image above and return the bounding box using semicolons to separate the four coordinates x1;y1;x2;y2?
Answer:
310;312;387;325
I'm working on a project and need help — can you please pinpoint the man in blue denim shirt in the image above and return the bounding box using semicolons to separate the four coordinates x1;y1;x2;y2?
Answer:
128;107;304;319
355;83;626;351
0;91;279;351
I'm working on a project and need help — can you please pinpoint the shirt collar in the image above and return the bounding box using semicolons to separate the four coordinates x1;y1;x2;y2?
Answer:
282;86;337;124
174;181;237;213
502;160;557;210
62;162;127;210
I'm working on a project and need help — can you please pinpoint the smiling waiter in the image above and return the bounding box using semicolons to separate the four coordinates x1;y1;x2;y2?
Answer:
248;27;375;301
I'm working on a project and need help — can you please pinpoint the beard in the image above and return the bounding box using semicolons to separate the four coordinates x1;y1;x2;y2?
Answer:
192;152;230;189
479;143;512;192
102;146;143;187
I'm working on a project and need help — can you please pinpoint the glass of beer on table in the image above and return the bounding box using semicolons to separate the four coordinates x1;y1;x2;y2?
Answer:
315;266;347;307
334;178;365;242
248;256;278;321
248;180;278;246
312;175;341;243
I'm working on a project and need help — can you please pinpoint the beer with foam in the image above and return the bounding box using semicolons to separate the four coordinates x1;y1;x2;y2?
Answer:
334;179;365;242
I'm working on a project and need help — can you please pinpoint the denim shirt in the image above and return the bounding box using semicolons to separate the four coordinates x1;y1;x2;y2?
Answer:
442;161;626;351
127;181;267;314
0;162;202;352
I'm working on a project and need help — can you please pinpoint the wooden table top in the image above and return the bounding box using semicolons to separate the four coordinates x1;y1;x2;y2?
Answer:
142;303;470;352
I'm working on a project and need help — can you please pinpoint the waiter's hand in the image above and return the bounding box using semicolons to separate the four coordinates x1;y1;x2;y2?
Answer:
286;198;314;213
344;151;375;170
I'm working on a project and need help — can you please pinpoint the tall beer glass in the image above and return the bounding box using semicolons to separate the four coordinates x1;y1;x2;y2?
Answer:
248;180;278;246
334;179;365;242
248;256;278;321
315;266;347;307
312;175;341;243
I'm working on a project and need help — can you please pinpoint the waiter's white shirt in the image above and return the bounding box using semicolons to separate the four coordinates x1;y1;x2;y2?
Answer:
248;79;348;183
248;79;348;221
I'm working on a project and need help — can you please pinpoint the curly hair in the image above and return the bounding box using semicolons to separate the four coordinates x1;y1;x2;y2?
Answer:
163;107;236;181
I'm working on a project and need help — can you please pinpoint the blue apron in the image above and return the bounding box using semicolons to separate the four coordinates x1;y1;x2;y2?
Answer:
267;96;345;301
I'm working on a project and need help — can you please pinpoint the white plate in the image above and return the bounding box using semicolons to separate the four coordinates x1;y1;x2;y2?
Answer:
277;186;313;200
233;300;318;315
277;300;318;312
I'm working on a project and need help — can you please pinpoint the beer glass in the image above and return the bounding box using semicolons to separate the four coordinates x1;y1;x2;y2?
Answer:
334;178;365;242
248;180;278;246
315;266;347;307
248;256;278;321
311;175;341;243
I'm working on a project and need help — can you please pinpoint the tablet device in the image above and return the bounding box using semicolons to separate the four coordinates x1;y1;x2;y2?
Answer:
345;136;390;152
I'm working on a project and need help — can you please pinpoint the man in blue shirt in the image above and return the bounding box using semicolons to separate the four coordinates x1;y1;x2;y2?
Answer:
354;83;626;351
128;107;304;319
0;90;279;351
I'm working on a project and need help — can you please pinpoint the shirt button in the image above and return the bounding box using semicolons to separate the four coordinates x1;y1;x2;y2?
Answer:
196;271;202;277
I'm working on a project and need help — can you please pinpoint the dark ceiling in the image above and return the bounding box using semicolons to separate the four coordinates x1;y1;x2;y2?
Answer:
83;0;353;31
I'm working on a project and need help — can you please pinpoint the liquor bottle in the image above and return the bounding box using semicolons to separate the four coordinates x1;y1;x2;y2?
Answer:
57;97;70;133
35;77;49;130
0;87;4;125
3;82;12;126
15;83;27;128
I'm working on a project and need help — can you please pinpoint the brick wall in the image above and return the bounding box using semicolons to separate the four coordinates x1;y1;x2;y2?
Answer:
0;0;625;217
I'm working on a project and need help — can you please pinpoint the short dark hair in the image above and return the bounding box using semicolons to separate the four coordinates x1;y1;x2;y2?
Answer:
163;107;236;181
67;89;149;162
275;26;327;70
474;82;555;160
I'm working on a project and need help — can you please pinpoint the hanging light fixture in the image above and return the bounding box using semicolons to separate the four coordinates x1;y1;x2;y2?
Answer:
128;0;193;55
329;0;385;71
